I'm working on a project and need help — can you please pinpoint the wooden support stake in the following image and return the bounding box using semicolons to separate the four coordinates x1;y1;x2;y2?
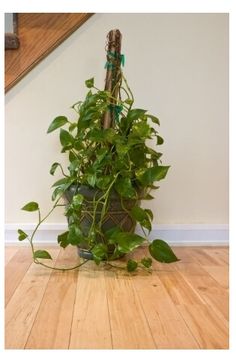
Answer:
102;29;122;129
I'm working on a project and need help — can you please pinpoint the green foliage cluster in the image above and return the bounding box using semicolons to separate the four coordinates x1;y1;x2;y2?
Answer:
19;73;179;272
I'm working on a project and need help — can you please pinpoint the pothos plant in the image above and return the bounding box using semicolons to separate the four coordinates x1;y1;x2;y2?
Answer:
19;34;179;272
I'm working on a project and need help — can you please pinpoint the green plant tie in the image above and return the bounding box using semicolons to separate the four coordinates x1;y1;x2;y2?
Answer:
104;62;115;70
120;54;125;66
108;104;123;122
104;52;125;69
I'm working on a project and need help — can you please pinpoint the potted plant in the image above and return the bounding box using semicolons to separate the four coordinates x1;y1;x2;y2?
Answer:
18;29;179;272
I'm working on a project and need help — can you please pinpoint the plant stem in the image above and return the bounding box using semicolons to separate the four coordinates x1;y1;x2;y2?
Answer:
34;258;89;271
140;225;150;243
105;261;126;270
97;173;120;229
121;72;134;108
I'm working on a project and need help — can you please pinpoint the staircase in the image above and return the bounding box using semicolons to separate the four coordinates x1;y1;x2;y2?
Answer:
5;13;93;92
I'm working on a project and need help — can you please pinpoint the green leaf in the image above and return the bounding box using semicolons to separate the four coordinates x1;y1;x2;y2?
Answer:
87;129;105;142
157;135;164;145
96;147;108;162
144;209;153;221
60;129;74;147
120;109;146;132
131;205;147;221
137;165;170;186
51;178;75;201
92;244;108;264
142;193;154;200
87;174;96;187
17;229;28;241
96;175;112;190
85;77;94;88
124;98;134;105
52;186;64;201
47;116;68;133
116;144;130;157
132;121;151;138
21;201;39;212
147;148;163;160
127;109;147;124
69;151;77;162
149;240;180;263
69;123;77;132
131;206;152;232
115;177;136;199
57;231;69;248
127;259;138;272
104;128;116;143
34;250;52;260
68;159;80;174
109;231;144;253
50;162;60;176
140;257;152;268
68;224;83;245
52;177;73;187
150;185;160;190
72;194;84;209
146;114;160;125
129;147;146;167
105;226;122;239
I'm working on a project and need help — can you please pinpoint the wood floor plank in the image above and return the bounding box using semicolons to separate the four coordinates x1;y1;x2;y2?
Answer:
157;257;228;348
131;249;199;349
177;303;229;349
5;246;19;265
69;261;112;349
25;246;79;349
203;247;229;265
105;257;156;349
5;247;33;306
171;247;195;263
186;248;222;266
202;265;229;289
5;248;60;349
158;268;205;307
5;246;229;349
176;262;229;323
133;247;199;349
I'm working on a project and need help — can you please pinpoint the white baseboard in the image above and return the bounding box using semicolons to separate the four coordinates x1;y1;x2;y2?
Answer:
5;223;229;246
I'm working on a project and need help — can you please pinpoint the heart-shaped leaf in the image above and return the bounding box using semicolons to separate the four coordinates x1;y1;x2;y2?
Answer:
131;206;152;232
50;162;60;175
60;129;74;147
21;202;39;212
109;231;144;253
92;244;108;264
127;259;138;272
149;240;180;263
17;229;28;241
115;177;136;199
57;231;69;248
140;257;152;268
68;224;83;245
85;77;94;88
34;250;52;260
137;165;170;186
47;116;68;133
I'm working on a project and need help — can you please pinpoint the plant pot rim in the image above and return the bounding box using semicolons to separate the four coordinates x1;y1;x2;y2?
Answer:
66;183;144;200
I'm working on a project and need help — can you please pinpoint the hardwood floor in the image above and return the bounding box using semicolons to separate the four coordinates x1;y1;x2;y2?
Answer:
5;245;229;349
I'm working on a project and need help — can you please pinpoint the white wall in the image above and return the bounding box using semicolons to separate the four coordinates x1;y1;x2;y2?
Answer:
5;13;229;225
